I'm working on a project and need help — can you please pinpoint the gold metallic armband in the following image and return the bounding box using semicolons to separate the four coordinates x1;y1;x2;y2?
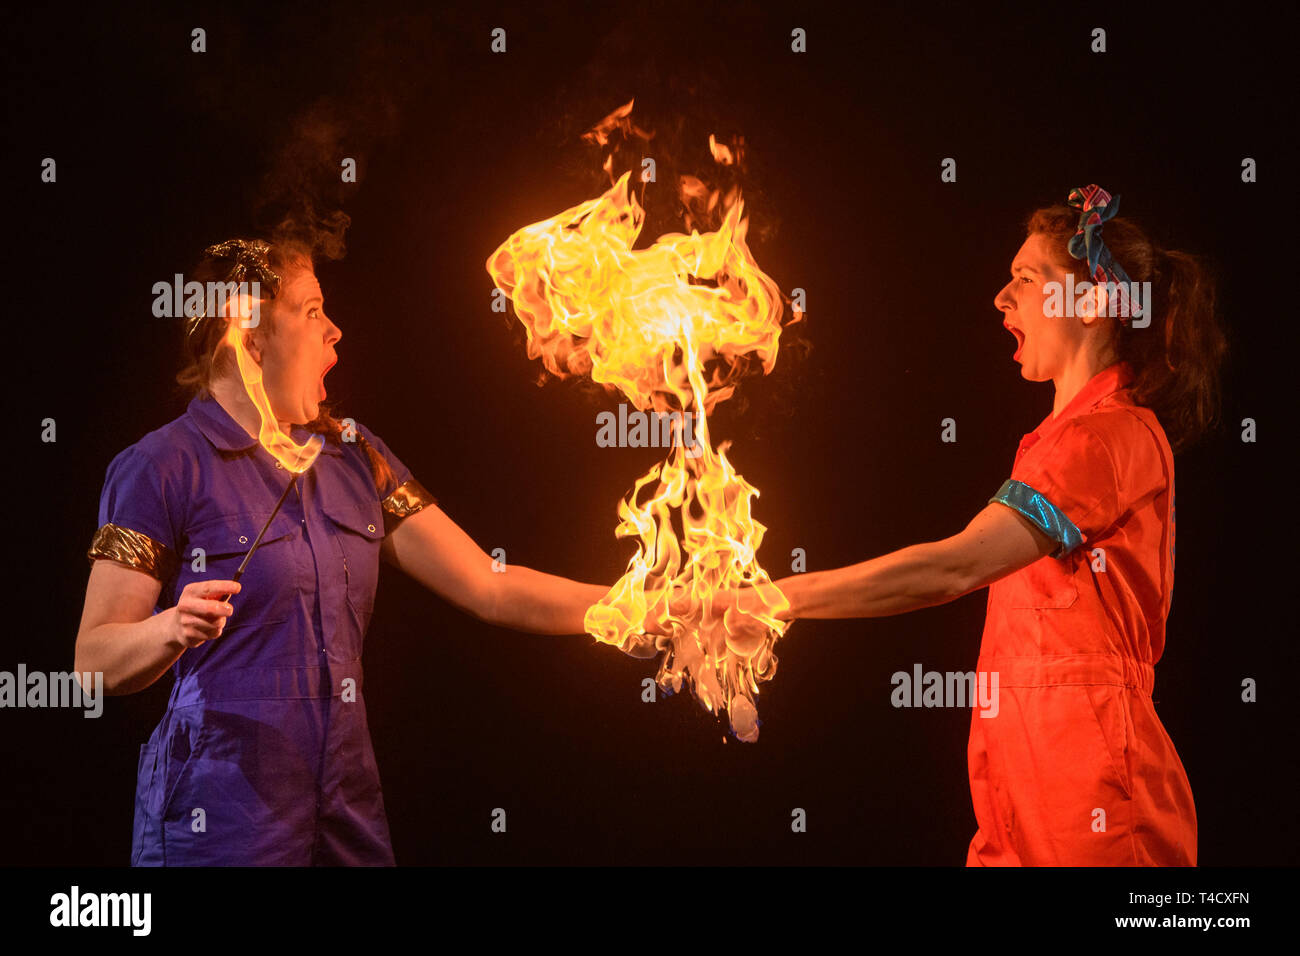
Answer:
87;523;179;583
381;478;437;520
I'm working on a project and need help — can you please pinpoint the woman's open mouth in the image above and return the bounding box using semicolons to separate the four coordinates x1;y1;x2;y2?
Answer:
1006;324;1025;360
319;359;336;399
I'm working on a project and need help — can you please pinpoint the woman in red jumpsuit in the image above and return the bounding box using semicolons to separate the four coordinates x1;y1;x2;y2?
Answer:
762;185;1227;865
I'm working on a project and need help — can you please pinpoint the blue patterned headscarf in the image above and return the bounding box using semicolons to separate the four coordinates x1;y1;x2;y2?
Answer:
1066;184;1143;321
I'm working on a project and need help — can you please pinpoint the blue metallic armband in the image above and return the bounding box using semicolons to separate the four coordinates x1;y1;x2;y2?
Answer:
989;479;1083;558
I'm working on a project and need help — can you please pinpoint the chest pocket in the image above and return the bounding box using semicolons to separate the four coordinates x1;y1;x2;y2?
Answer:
1007;553;1080;610
179;512;303;624
321;497;384;616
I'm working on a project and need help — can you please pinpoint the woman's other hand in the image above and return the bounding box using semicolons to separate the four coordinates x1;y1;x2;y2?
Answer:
166;580;241;650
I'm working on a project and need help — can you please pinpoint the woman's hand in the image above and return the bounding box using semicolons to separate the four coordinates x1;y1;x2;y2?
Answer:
643;581;789;658
77;561;235;695
165;579;241;650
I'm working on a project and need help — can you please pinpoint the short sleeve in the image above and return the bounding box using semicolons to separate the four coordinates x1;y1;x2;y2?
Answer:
992;420;1121;558
87;445;183;582
354;422;436;524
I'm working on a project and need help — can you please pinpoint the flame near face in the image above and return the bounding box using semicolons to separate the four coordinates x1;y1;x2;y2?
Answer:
221;273;332;474
487;127;794;741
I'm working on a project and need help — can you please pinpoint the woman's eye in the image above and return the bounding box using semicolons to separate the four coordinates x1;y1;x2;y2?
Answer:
1019;276;1033;284
309;308;321;319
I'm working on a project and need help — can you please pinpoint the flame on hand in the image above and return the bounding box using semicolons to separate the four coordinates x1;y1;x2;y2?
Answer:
486;131;792;741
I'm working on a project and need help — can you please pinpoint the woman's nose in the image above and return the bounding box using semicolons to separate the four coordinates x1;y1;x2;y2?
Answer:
994;282;1014;313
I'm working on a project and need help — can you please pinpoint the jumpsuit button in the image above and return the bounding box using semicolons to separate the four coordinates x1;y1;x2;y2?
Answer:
367;524;376;533
238;535;248;544
275;461;283;469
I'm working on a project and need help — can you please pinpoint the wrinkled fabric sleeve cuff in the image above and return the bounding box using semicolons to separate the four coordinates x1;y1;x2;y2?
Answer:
381;478;436;522
989;478;1083;559
87;523;180;582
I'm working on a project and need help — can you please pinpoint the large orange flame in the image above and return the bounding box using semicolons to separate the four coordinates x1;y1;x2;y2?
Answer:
487;150;792;741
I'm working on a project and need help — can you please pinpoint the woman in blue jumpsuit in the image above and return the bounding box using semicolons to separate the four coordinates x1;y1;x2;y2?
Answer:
77;238;612;865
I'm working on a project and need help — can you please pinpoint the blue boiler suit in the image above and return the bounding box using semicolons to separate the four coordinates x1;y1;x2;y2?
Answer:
88;394;431;865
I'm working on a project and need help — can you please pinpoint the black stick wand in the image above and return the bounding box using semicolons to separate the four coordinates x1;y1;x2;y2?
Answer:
220;435;323;601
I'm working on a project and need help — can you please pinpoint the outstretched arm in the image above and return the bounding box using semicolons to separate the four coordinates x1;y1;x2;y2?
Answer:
381;503;609;635
771;502;1058;620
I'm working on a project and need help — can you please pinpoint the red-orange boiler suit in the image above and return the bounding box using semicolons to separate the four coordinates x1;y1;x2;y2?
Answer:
967;360;1196;866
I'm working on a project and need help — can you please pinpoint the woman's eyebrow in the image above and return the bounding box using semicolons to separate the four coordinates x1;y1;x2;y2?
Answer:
1011;263;1042;276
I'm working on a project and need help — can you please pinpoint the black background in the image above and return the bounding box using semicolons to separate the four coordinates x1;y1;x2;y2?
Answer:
3;0;1295;866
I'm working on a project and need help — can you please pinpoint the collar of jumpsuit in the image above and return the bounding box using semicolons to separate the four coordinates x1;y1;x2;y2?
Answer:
186;392;346;458
966;357;1195;866
1015;359;1136;463
92;391;416;865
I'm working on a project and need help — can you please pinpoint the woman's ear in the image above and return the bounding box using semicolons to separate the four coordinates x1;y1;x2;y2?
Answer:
218;291;268;365
241;328;264;365
1076;281;1110;325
